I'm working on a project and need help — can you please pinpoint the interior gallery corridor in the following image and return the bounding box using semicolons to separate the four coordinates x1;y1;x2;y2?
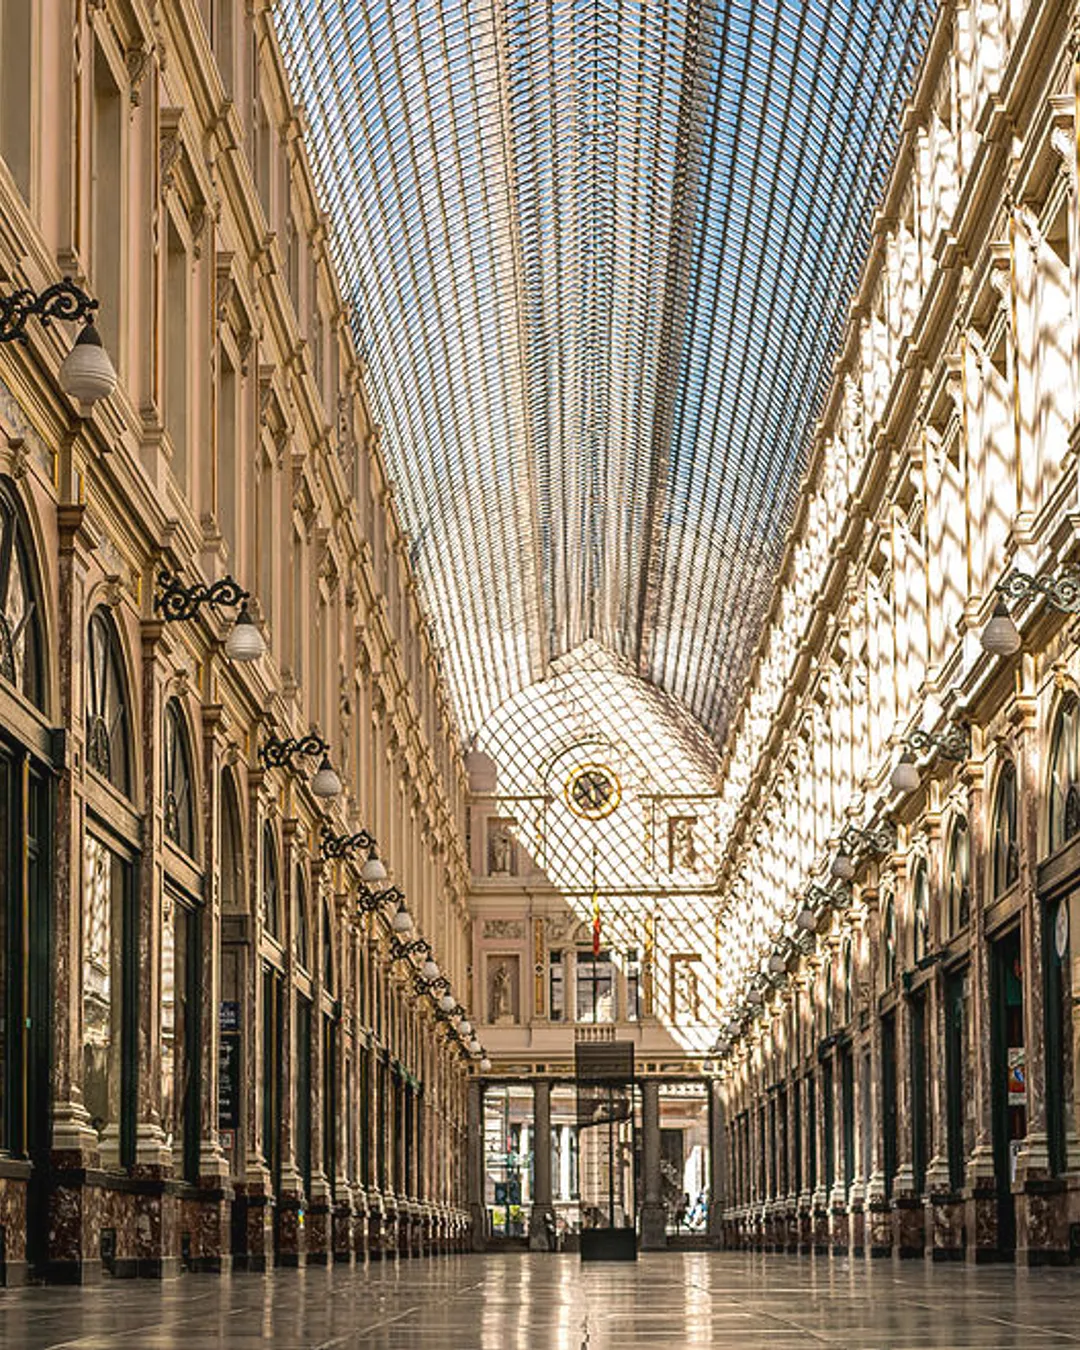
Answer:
5;1254;1080;1349
8;0;1080;1340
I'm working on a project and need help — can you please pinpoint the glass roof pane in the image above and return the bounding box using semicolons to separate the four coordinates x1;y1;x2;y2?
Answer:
275;0;934;752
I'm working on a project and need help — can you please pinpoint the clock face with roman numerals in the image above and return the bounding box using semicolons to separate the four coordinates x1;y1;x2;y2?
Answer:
565;764;620;819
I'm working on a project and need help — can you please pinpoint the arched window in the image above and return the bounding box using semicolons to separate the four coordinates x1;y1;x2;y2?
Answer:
295;864;310;969
841;938;853;1024
322;898;334;992
220;770;244;910
991;760;1020;898
86;607;131;795
823;962;834;1035
882;895;897;987
262;822;280;939
912;860;930;964
946;817;971;934
0;477;44;708
163;698;195;857
1049;697;1080;852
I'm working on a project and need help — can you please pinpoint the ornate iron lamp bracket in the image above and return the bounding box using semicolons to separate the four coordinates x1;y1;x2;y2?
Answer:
999;565;1080;613
153;569;249;623
905;720;970;762
0;278;99;344
320;824;377;861
258;730;329;771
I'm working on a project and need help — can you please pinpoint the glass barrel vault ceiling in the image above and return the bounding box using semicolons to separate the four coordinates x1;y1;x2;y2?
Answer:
275;0;935;754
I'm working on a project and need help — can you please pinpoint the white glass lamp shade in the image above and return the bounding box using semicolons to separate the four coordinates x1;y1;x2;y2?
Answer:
438;992;456;1014
480;1057;492;1073
58;323;117;408
768;952;786;975
468;1037;482;1055
890;752;920;794
224;602;265;662
391;901;414;934
830;851;856;882
310;756;342;799
421;957;440;982
796;907;817;932
980;600;1021;657
361;852;388;883
458;1019;472;1038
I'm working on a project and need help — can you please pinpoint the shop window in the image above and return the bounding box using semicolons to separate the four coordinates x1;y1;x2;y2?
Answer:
1049;697;1080;852
991;760;1019;897
162;887;199;1182
946;816;971;935
86;608;131;796
82;835;133;1160
163;698;195;857
0;478;44;709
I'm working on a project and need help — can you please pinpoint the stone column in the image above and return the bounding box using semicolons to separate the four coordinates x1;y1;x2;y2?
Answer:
467;1078;486;1250
966;754;998;1259
640;1078;667;1248
529;1079;555;1249
892;989;923;1257
707;1076;726;1240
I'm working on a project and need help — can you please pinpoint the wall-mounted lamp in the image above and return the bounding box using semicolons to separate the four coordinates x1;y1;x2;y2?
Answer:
0;277;117;408
319;824;388;881
480;1056;493;1074
830;822;894;880
154;570;266;662
981;566;1080;656
889;721;970;793
259;731;341;799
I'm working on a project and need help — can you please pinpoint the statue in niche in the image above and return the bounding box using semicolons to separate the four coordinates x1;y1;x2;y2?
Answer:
487;819;516;876
490;961;514;1023
669;816;697;871
672;958;699;1023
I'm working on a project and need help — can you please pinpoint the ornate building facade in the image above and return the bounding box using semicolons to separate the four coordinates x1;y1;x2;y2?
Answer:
0;0;476;1283
713;0;1080;1267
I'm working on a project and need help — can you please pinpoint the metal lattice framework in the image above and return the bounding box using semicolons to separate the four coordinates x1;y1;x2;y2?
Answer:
275;0;934;753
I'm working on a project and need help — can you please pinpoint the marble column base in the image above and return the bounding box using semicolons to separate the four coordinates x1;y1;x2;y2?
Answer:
866;1200;892;1257
892;1194;924;1259
928;1192;965;1261
275;1194;307;1268
1016;1178;1071;1266
964;1185;999;1262
640;1201;668;1250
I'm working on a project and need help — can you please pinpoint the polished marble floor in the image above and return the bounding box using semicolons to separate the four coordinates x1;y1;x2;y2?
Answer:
6;1252;1080;1349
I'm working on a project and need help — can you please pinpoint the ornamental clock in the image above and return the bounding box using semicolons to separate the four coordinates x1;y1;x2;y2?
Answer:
565;764;621;819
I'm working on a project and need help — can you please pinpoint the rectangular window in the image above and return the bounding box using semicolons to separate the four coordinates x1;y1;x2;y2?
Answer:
576;950;614;1024
0;0;32;200
92;43;122;368
217;351;237;552
261;966;283;1181
82;834;131;1166
548;950;563;1021
162;892;199;1182
625;949;641;1021
323;1015;337;1197
296;996;312;1192
165;221;188;488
